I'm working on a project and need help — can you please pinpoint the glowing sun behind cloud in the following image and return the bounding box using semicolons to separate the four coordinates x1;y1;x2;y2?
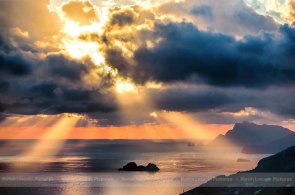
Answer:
115;78;138;94
54;0;142;97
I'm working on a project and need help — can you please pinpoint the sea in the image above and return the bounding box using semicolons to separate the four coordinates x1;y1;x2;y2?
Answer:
0;139;269;195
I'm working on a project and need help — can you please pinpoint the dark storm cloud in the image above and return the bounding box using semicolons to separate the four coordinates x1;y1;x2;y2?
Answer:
102;3;280;88
0;80;9;92
148;82;295;122
1;76;117;115
46;54;91;81
0;29;37;76
0;32;117;116
0;113;5;123
101;7;295;121
108;22;295;88
147;84;256;113
151;87;232;112
0;100;6;123
0;102;5;112
10;57;118;114
0;51;33;76
1;0;295;125
144;83;295;124
105;49;131;72
5;81;117;115
0;33;14;52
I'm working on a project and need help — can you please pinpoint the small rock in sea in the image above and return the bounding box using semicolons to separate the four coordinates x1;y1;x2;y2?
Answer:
145;163;160;172
118;162;160;172
118;162;138;171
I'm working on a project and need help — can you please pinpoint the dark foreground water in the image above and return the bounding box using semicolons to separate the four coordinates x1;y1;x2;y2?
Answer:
0;139;267;194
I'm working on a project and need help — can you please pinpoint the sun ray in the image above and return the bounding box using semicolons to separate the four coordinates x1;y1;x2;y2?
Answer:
157;111;216;140
10;114;79;171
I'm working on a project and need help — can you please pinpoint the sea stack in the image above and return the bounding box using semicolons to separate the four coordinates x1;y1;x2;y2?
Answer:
118;162;160;172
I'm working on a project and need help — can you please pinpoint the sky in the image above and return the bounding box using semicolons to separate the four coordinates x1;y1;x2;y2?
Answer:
0;0;295;139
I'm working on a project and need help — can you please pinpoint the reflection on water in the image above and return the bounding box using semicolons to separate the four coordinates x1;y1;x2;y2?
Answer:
0;172;230;194
0;140;268;194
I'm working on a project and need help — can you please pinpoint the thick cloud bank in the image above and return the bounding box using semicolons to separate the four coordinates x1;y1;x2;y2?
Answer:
1;0;295;125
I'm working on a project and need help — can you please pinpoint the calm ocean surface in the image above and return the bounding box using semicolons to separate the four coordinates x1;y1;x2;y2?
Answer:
0;139;268;195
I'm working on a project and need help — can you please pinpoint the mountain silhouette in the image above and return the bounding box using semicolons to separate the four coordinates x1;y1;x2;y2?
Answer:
182;146;295;195
210;121;293;148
